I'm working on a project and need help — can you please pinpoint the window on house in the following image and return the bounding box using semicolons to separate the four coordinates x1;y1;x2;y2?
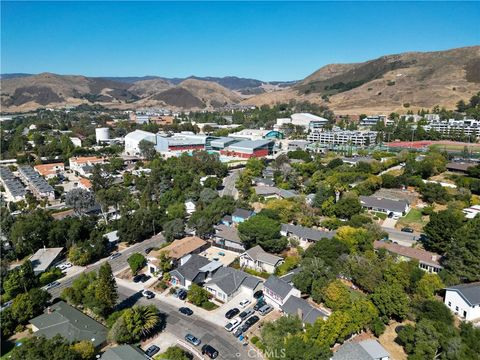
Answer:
448;302;451;307
456;306;459;311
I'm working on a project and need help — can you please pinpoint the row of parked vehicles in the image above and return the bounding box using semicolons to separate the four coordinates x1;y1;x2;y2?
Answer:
224;291;273;339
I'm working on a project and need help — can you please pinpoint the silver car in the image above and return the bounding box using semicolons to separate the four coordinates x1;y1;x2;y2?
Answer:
185;333;201;346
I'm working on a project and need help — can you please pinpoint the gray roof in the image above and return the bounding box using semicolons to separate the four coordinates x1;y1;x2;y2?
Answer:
30;301;107;347
244;245;283;266
332;340;390;360
226;139;273;151
264;275;295;300
446;282;480;306
101;345;148;360
215;225;242;244
29;247;63;274
360;195;408;213
253;177;275;187
206;267;262;296
170;254;211;282
281;296;328;324
279;267;302;284
232;208;253;219
254;186;298;199
281;223;336;241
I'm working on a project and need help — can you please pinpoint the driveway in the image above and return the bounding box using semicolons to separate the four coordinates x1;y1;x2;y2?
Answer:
382;217;398;229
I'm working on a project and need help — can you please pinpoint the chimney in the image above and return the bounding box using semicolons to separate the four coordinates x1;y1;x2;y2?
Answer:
47;307;52;314
297;308;303;321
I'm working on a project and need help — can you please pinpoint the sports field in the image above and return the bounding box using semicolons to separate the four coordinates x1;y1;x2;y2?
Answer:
385;140;480;153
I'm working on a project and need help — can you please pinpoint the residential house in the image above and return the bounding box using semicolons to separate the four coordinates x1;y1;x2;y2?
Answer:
444;282;480;321
101;345;148;360
34;163;65;179
281;296;329;324
281;223;336;248
232;208;254;224
69;156;105;177
205;267;263;302
278;267;302;285
252;177;275;187
147;236;208;275
30;301;107;348
463;205;480;219
29;247;64;275
212;224;245;252
239;245;283;274
185;199;196;216
263;275;301;309
254;186;298;200
220;215;233;226
332;340;390;360
373;241;443;273
169;254;222;289
78;178;92;191
359;195;410;217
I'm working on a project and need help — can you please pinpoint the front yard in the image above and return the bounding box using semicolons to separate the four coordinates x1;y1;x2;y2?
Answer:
396;208;428;232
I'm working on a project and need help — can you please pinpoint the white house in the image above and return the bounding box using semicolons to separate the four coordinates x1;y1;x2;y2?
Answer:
359;195;410;217
444;282;480;321
185;199;196;216
239;245;283;274
263;275;301;309
204;267;263;302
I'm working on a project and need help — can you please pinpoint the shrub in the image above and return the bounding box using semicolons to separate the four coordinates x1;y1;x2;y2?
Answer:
39;267;64;286
127;253;146;275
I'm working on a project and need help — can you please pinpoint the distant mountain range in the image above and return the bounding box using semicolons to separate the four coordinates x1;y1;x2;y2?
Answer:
1;46;479;114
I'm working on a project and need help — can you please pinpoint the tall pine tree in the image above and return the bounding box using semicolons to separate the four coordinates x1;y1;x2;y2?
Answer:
95;262;118;316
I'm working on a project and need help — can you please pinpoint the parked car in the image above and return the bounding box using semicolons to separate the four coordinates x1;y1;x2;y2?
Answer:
177;289;188;300
225;308;240;319
179;307;193;316
258;304;273;316
239;299;251;308
254;300;266;311
387;212;394;218
236;309;254;322
201;344;218;359
142;290;155;299
401;227;414;233
185;333;201;346
224;318;241;332
133;274;151;283
244;315;260;328
44;281;61;290
109;252;121;260
144;247;154;254
144;345;160;357
0;300;13;312
253;290;263;300
233;323;249;338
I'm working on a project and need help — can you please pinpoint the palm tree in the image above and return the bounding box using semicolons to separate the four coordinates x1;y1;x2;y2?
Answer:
123;305;161;339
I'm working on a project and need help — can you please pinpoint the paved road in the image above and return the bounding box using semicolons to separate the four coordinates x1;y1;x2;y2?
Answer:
382;227;421;246
219;169;241;199
117;284;254;360
48;234;165;298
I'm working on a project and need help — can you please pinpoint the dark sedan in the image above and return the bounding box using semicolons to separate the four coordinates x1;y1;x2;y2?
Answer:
144;345;160;357
225;308;240;319
179;307;193;316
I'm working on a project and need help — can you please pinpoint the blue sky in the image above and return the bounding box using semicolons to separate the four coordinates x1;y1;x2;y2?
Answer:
1;1;479;81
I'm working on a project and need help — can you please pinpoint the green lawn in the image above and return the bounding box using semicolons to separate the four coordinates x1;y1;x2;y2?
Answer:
373;212;387;220
397;208;427;231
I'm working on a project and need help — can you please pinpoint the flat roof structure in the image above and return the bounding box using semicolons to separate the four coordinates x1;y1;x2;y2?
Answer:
29;247;64;274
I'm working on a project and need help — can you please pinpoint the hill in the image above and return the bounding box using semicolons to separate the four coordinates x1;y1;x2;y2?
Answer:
244;46;480;114
1;46;479;113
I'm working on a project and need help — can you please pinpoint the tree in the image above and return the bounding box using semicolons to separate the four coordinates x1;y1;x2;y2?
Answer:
162;218;185;241
157;346;190;360
10;335;81;360
442;216;480;282
139;139;156;160
128;253;147;275
245;157;265;177
333;194;362;219
424;209;465;253
65;188;95;215
71;341;95;360
334;226;373;253
238;215;286;252
166;202;186;221
11;288;51;324
9;210;53;257
110;305;161;343
322;279;352;310
419;182;449;204
187;283;211;306
95;262;118;316
415;273;444;299
371;282;410;320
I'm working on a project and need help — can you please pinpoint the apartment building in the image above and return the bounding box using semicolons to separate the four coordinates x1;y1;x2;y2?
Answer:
17;166;55;200
0;167;26;202
307;129;377;146
423;119;480;140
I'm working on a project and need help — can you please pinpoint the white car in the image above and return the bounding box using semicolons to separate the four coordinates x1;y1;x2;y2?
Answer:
239;299;251;308
224;318;241;332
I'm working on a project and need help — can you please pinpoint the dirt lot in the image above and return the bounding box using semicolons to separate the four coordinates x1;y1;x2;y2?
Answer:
378;320;412;360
